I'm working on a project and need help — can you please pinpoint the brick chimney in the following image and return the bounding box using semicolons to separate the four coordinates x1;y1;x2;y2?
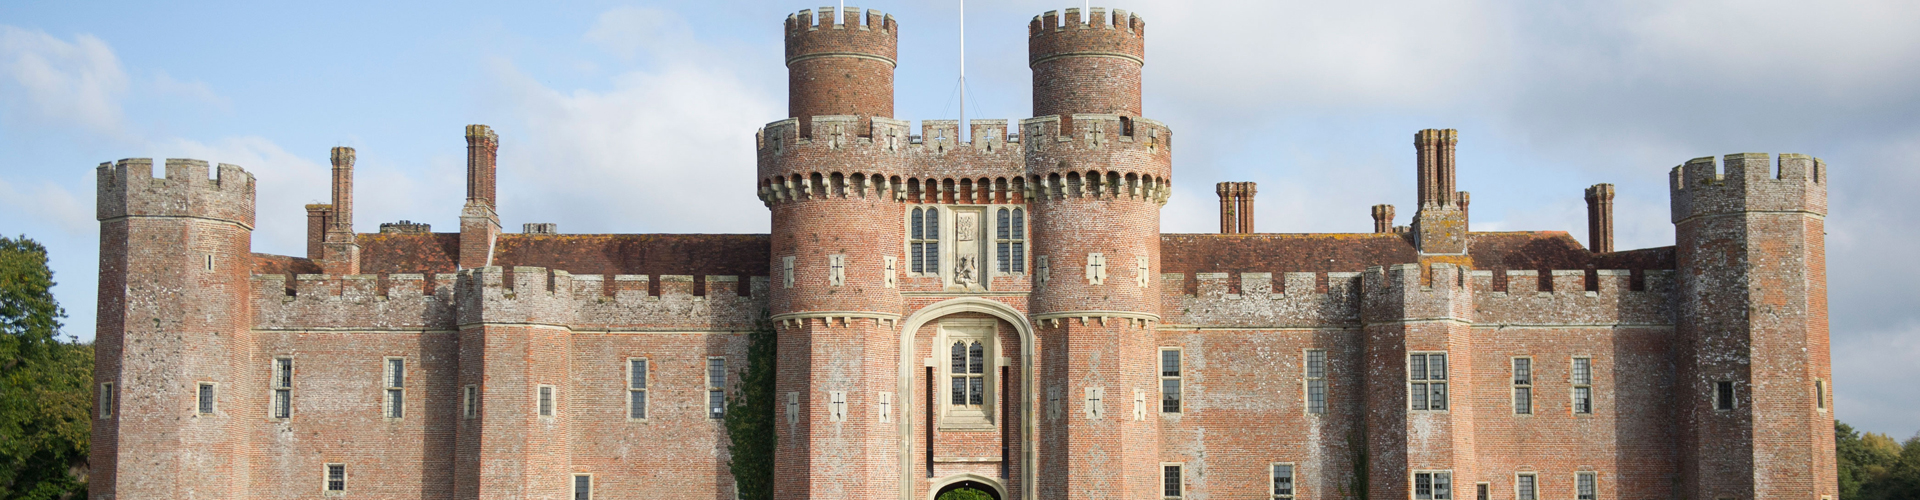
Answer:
1215;182;1256;234
1371;204;1395;233
305;204;331;260
1585;183;1615;253
1412;129;1468;254
460;125;503;269
319;147;360;274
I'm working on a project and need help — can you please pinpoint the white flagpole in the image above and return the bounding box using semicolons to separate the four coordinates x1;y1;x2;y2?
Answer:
959;0;967;143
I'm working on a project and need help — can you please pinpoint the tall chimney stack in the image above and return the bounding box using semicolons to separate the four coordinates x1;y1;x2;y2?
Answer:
1216;182;1257;234
1217;182;1236;234
460;125;504;269
1371;204;1395;233
1238;182;1256;233
1585;183;1615;253
466;124;499;209
319;147;360;274
329;147;354;235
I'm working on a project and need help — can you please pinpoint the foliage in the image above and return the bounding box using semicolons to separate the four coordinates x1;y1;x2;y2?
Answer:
724;316;778;500
1837;420;1920;500
0;235;90;499
935;487;994;500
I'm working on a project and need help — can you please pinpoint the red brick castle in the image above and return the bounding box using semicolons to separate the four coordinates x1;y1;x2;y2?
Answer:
90;5;1837;500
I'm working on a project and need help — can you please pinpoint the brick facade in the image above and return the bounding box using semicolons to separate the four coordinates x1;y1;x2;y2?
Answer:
91;5;1834;500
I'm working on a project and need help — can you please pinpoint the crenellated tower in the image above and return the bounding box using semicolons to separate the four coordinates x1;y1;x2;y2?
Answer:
1670;153;1835;500
93;158;257;500
786;6;897;138
1024;7;1172;500
765;7;908;500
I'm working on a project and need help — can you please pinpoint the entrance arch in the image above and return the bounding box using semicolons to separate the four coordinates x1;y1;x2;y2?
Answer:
895;297;1034;500
929;473;1005;500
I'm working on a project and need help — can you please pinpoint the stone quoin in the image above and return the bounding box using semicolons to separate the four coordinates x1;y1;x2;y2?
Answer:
90;5;1835;500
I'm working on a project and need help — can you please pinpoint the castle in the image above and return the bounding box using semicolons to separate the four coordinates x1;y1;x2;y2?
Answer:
88;6;1837;500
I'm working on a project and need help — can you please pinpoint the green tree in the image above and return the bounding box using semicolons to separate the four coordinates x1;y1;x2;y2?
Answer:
935;487;994;500
724;317;777;500
0;235;90;499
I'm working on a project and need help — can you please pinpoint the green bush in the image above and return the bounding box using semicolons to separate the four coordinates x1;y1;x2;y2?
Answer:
936;487;994;500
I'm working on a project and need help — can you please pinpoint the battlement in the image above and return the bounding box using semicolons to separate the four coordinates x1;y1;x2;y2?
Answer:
1469;269;1675;326
785;7;898;67
757;116;1033;206
96;158;256;227
1022;114;1173;200
1669;152;1828;223
1159;271;1363;328
1028;7;1145;67
252;268;769;332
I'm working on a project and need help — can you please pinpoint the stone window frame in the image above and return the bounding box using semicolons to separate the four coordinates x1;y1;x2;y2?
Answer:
1573;471;1597;500
204;253;214;272
98;382;114;419
462;385;479;419
572;473;593;500
907;205;942;277
1408;352;1449;412
1713;380;1736;411
271;356;293;420
1160;347;1183;413
1161;462;1185;500
537;384;556;418
828;254;846;287
1815;378;1828;411
706;357;727;420
627;357;650;421
828;390;847;422
782;256;795;289
1514;472;1537;500
938;318;997;430
1475;482;1490;500
785;392;799;424
879;391;893;423
1413;470;1453;500
1304;349;1327;415
883;256;897;288
197;381;217;416
1511;356;1533;415
383;357;406;420
1085;252;1108;285
323;462;346;493
994;207;1026;275
1570;356;1593;415
1270;462;1295;499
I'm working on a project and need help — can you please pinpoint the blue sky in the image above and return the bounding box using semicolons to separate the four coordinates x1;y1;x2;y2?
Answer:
3;0;1916;437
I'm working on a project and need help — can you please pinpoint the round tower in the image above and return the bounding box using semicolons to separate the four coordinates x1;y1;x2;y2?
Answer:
764;7;910;499
1023;7;1172;499
92;158;257;500
786;6;897;137
1029;7;1145;119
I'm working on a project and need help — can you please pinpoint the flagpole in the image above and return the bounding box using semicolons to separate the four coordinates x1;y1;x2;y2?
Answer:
959;0;967;143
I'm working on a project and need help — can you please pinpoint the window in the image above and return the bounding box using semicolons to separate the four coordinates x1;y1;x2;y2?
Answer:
572;473;593;500
941;320;995;427
1414;471;1452;500
1476;482;1490;500
1714;380;1735;410
1085;253;1108;285
1162;464;1183;499
707;357;727;419
629;358;648;420
1576;472;1596;500
1816;379;1827;410
996;208;1025;273
782;256;795;289
1513;357;1532;415
198;382;216;415
273;357;293;419
1571;357;1592;414
910;206;940;274
1271;463;1295;499
463;385;479;419
1161;348;1182;413
884;256;897;288
880;391;893;423
538;385;555;417
204;254;214;271
325;463;345;492
1410;353;1448;411
829;391;847;422
829;254;846;286
98;382;114;419
1137;256;1151;288
1516;473;1537;500
1305;349;1327;414
385;357;405;419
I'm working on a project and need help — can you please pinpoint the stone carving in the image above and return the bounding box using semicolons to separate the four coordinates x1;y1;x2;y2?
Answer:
954;256;977;287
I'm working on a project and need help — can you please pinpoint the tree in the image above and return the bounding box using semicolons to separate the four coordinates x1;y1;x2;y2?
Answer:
724;317;777;500
1837;420;1920;500
0;235;90;499
935;487;994;500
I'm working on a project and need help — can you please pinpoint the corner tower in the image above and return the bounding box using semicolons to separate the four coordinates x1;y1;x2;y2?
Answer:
93;158;257;500
1670;153;1835;500
1024;7;1173;500
786;7;897;137
764;7;908;499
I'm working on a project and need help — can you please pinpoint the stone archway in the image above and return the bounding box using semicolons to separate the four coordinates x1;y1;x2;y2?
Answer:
895;297;1035;500
929;473;1005;500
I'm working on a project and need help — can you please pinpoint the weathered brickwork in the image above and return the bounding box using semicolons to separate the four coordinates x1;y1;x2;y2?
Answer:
92;5;1833;500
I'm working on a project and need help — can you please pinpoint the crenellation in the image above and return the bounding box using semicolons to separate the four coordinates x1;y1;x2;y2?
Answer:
96;158;256;227
1470;268;1674;326
1670;152;1829;223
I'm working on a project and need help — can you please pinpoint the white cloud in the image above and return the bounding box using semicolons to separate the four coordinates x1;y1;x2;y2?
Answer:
585;6;696;62
0;177;92;237
0;26;128;136
150;137;331;256
152;71;230;110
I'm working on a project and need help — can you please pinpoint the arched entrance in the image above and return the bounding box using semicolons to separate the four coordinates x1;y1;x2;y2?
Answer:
896;297;1035;500
929;474;1004;500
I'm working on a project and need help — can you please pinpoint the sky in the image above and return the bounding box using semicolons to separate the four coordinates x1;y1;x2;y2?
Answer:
1;0;1915;437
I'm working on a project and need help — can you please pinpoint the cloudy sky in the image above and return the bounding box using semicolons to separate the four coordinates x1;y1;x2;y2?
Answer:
2;0;1915;437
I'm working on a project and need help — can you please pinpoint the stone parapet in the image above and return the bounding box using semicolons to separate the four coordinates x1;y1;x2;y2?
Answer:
252;268;768;332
